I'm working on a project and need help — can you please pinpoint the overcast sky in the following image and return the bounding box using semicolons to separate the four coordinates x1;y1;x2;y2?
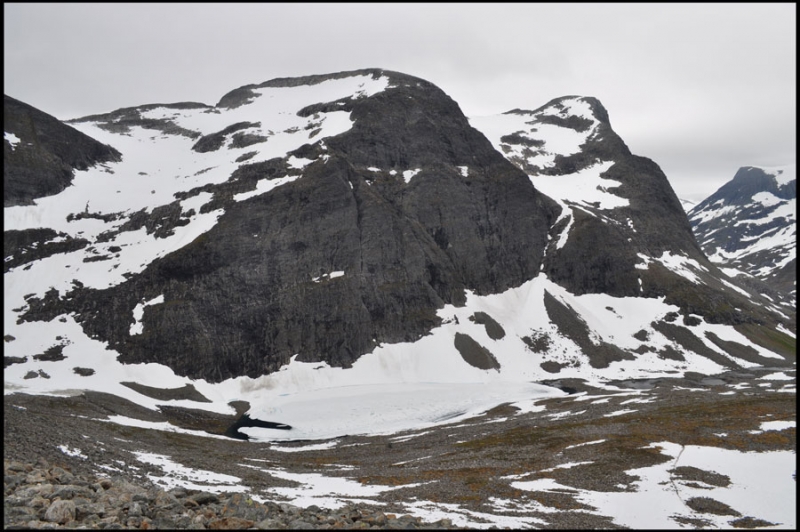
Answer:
4;3;796;202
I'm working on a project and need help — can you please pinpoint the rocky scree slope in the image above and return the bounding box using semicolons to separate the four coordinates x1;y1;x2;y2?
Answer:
688;165;796;308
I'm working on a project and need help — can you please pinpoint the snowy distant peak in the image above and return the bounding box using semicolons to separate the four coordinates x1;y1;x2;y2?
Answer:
688;164;796;307
691;164;796;212
751;163;796;187
689;165;796;226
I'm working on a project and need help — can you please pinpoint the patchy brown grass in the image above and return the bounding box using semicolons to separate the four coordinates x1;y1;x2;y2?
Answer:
458;394;795;453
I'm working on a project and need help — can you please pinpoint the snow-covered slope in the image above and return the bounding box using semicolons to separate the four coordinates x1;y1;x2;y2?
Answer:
5;73;389;292
688;164;796;307
4;266;793;442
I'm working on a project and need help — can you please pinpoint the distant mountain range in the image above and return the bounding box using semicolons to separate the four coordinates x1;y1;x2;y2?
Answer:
4;69;795;423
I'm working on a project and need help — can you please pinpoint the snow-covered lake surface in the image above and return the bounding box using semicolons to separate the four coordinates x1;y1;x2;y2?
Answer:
239;381;561;441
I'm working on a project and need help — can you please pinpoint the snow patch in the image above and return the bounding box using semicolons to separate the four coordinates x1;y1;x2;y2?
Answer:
233;175;300;202
4;131;21;150
129;294;165;336
57;445;88;459
133;451;247;492
311;271;345;283
403;168;421;183
512;441;796;529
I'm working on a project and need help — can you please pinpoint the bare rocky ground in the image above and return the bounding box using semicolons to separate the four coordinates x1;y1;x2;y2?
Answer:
4;366;796;529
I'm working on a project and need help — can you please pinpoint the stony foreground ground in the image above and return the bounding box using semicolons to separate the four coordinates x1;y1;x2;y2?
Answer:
4;366;796;529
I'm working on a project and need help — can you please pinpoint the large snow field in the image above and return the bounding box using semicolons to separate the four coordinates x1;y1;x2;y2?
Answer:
509;441;796;529
5;270;788;445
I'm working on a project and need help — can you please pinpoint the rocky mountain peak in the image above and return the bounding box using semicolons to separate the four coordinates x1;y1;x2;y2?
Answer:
6;69;558;382
698;165;796;207
4;95;122;207
688;164;796;307
472;95;701;292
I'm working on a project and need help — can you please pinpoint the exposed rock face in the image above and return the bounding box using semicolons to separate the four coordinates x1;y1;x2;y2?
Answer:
688;165;796;307
3;228;90;273
3;95;121;206
470;96;788;329
476;96;704;297
13;69;559;382
4;70;794;386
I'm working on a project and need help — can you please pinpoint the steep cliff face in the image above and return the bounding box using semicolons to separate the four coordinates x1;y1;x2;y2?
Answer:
9;69;559;381
470;97;787;328
4;95;121;207
688;165;796;308
472;97;703;293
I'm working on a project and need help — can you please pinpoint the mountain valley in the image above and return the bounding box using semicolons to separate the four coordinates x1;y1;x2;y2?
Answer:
4;68;795;528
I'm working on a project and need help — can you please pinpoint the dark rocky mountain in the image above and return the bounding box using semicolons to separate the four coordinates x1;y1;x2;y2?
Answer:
4;69;795;388
470;98;792;329
7;69;561;382
688;165;796;308
4;94;121;207
512;97;705;296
